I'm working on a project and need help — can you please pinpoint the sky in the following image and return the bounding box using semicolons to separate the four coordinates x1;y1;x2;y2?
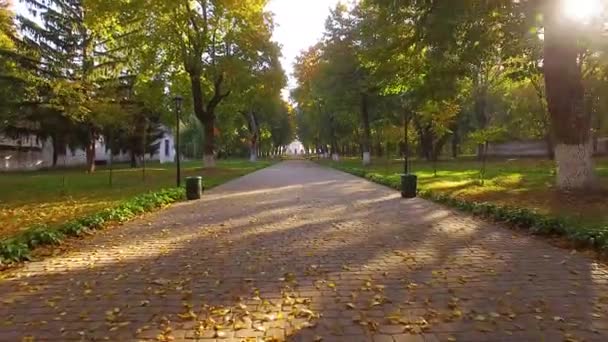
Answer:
12;0;340;101
266;0;341;101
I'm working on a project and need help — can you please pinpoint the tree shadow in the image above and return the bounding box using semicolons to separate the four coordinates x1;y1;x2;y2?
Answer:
1;161;606;342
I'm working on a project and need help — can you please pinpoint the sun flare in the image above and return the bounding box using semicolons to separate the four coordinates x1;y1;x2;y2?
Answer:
563;0;603;22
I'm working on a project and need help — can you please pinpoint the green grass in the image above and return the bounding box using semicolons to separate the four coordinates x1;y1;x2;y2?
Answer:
318;157;608;230
0;159;274;240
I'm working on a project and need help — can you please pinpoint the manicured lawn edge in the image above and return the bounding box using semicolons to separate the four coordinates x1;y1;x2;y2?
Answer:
0;161;276;265
0;188;185;265
321;162;608;253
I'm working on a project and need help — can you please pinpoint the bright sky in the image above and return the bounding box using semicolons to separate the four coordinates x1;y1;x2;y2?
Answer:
266;0;341;100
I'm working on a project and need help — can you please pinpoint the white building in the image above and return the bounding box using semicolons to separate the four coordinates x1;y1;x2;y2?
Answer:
0;127;176;171
286;140;306;156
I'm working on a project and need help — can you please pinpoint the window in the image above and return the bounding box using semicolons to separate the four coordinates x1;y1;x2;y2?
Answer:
165;139;170;157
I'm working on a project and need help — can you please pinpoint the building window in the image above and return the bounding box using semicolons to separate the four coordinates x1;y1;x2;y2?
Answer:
165;139;170;157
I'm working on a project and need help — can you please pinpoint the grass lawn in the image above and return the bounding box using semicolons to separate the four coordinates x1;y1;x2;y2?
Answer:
319;157;608;229
0;159;274;240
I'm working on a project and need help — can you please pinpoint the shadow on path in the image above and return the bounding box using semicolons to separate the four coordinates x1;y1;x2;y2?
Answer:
1;161;607;341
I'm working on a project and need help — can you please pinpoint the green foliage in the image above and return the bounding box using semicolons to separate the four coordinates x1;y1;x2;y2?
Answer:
0;240;30;263
468;126;508;147
0;159;275;241
293;0;607;189
321;160;608;252
419;191;608;251
0;158;274;265
1;0;293;171
106;0;287;161
0;188;184;264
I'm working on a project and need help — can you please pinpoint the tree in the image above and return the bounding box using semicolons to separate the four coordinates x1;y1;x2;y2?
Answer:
120;0;276;167
323;3;376;165
4;0;125;172
292;3;389;164
469;126;507;185
226;38;286;161
364;0;607;190
541;1;603;189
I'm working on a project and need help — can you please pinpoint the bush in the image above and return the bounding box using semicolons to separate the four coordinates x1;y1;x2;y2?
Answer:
324;163;608;252
0;188;185;265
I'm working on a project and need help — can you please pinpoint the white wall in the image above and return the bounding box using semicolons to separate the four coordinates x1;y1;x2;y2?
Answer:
0;127;176;171
286;140;305;155
486;140;549;157
487;138;608;158
157;135;176;164
0;135;48;171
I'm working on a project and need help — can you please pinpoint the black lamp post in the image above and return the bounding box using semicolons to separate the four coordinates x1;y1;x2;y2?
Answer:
404;110;410;175
401;95;418;198
174;95;183;187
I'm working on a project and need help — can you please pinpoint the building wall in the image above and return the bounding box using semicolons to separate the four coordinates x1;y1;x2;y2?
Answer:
1;128;176;171
286;140;305;155
486;140;549;157
158;135;176;164
487;138;608;158
1;135;47;171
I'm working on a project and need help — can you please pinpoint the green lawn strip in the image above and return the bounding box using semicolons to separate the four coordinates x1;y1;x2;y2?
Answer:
0;160;274;265
319;160;608;253
0;188;184;264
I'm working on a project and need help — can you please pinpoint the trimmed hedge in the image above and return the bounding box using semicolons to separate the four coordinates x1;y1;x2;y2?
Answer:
0;188;185;265
324;163;608;252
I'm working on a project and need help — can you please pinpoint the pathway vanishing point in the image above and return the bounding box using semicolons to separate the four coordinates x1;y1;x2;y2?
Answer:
1;160;608;341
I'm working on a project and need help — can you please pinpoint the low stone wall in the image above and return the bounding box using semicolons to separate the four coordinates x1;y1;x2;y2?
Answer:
1;136;167;172
487;139;608;158
1;149;48;171
486;140;549;157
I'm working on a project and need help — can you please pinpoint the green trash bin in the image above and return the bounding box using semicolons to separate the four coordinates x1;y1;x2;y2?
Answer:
401;174;418;198
186;176;203;200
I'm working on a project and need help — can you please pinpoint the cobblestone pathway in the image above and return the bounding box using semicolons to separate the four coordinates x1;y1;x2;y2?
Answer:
2;160;608;342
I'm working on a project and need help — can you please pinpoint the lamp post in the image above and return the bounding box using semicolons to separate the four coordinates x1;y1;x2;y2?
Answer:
174;95;183;187
401;94;417;198
404;110;410;175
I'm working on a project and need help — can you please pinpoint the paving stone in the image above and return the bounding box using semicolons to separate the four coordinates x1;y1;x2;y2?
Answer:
1;161;607;341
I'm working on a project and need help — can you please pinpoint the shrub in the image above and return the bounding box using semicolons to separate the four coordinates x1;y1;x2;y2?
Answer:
0;188;185;265
324;163;608;252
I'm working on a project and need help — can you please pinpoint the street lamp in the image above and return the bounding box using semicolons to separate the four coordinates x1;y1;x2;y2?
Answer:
404;110;410;175
401;94;417;198
174;95;183;187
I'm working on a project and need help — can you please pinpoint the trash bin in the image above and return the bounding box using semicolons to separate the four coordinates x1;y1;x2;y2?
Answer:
186;176;203;200
401;174;418;198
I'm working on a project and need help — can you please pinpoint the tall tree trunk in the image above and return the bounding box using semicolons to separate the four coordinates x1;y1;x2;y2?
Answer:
544;9;597;190
247;111;259;162
452;132;459;159
432;134;450;163
53;148;58;168
329;115;339;161
250;144;258;162
51;134;67;168
202;115;216;167
361;93;372;165
51;135;59;168
130;151;138;168
85;133;96;173
416;123;434;162
190;73;216;167
545;132;555;160
475;88;488;160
